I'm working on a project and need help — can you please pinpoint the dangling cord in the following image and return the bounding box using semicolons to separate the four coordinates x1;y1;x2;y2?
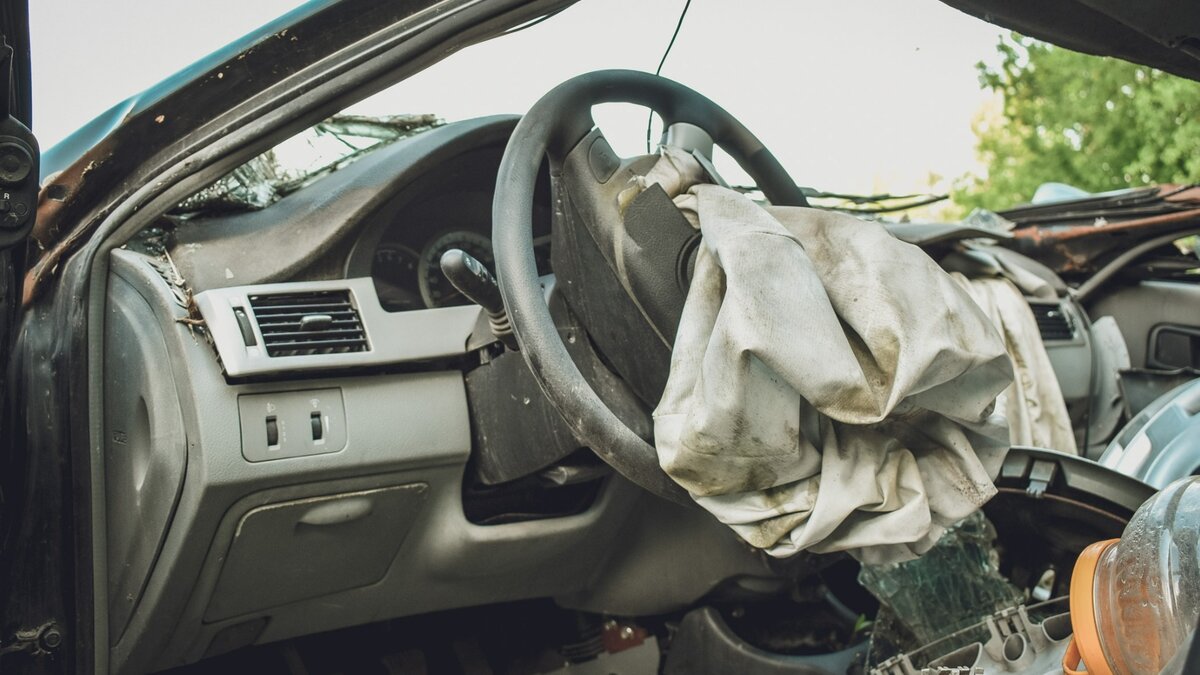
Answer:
646;0;694;154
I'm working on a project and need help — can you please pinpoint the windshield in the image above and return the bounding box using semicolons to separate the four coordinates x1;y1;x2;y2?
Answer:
161;0;1007;219
339;0;1007;214
52;0;1195;220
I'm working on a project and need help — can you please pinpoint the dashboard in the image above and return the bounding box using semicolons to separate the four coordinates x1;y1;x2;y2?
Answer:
108;115;727;674
344;122;553;312
166;115;551;307
360;180;552;312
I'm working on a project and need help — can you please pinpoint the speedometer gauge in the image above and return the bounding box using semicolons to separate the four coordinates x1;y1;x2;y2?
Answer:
371;243;422;312
418;230;495;308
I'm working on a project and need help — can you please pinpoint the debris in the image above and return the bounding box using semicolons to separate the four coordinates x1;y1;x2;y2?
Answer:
998;184;1200;277
172;113;442;216
858;512;1024;667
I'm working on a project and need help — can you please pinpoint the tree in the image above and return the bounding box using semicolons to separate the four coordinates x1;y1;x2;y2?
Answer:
954;34;1200;212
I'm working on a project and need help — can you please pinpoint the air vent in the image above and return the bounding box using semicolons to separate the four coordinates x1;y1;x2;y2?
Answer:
248;290;369;357
1030;303;1074;341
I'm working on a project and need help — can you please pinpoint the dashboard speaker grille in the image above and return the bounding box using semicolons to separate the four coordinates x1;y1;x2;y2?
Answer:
1030;302;1074;341
248;290;369;357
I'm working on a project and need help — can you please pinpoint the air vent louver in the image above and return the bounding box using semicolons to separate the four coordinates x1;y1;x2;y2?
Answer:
248;290;369;357
1030;303;1074;341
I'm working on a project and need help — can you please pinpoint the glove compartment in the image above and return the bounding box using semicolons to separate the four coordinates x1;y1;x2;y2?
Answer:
204;483;428;621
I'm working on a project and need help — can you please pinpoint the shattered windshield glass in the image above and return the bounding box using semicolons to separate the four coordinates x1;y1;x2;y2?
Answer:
173;113;442;216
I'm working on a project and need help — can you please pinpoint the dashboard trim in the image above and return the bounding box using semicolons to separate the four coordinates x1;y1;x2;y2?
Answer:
195;275;481;378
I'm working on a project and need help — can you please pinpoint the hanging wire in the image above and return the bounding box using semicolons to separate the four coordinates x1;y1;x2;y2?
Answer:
646;0;694;154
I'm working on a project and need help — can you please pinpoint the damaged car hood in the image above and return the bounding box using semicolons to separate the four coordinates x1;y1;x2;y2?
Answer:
940;0;1200;82
999;185;1200;280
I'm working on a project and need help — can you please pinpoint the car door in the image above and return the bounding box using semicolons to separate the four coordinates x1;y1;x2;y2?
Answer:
0;0;62;672
1086;235;1200;413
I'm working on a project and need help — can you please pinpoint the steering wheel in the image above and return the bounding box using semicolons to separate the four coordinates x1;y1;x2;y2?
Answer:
493;70;805;503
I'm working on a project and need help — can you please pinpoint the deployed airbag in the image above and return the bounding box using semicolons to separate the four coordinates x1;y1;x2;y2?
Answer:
952;274;1078;454
648;162;1014;564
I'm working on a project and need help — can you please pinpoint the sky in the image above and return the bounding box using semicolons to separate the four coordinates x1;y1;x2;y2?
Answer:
30;0;1006;197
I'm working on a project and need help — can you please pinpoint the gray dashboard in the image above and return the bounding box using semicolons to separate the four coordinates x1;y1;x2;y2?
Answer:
164;114;552;318
195;277;479;378
166;115;522;294
103;247;766;673
100;112;1111;674
98;107;772;667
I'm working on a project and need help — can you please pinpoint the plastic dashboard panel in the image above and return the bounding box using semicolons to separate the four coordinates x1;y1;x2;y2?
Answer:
105;249;480;671
1035;298;1093;401
168;115;521;294
105;249;773;674
195;276;481;378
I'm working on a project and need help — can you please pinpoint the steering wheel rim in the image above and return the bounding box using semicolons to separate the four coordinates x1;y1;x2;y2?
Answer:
493;70;804;503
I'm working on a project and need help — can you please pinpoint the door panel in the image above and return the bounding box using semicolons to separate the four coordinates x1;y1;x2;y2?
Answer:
1147;324;1200;370
1087;280;1200;369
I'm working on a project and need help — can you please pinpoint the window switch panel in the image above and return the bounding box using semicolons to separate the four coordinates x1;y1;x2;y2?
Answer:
238;388;346;462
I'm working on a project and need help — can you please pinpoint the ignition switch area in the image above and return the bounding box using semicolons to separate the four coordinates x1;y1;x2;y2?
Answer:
238;388;346;462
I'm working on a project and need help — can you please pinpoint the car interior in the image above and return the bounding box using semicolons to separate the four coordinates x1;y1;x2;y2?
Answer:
31;2;1200;674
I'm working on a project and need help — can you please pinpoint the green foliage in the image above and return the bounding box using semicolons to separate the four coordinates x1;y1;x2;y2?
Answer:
954;34;1200;212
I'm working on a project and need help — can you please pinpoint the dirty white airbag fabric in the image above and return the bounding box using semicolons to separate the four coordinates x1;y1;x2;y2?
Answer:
651;180;1014;564
952;274;1078;454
